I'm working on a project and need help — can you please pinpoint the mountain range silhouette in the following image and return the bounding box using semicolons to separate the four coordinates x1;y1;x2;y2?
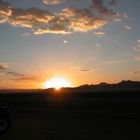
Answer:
77;80;140;89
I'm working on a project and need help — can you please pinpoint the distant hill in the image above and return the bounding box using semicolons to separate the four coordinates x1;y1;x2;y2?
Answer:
69;80;140;93
117;80;140;88
77;80;140;89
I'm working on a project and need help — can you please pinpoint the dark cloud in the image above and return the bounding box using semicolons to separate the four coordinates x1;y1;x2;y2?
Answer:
129;71;140;75
6;71;25;77
13;75;42;82
0;63;42;82
7;71;42;82
109;0;116;5
72;66;93;73
80;69;92;72
91;0;116;15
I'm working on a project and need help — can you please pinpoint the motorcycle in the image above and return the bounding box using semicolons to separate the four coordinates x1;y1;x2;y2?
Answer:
0;103;11;135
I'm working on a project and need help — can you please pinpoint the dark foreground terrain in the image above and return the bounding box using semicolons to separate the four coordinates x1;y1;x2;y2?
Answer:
0;89;140;140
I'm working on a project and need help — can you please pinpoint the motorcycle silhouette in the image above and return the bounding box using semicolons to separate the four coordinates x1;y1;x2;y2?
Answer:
0;103;11;135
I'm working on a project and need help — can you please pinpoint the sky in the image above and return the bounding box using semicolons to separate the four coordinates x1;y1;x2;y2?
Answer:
0;0;140;89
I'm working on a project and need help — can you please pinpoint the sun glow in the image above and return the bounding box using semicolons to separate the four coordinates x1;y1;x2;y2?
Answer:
43;77;72;90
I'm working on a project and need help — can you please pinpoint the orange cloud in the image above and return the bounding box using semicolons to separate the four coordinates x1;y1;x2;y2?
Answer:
43;0;63;5
70;18;106;32
34;26;71;35
0;1;12;16
9;8;53;28
59;7;107;32
0;0;119;35
34;7;107;34
59;7;80;18
0;0;12;23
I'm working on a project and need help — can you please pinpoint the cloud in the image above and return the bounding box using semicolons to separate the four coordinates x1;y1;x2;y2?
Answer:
80;69;92;72
21;32;30;36
6;71;42;82
138;40;140;44
0;0;12;23
43;0;63;5
91;0;116;15
0;63;42;82
72;65;93;73
96;43;101;47
70;14;106;32
42;0;82;5
0;63;23;77
0;0;12;16
34;7;107;34
33;15;71;34
9;8;53;28
94;31;105;36
104;61;119;64
0;64;6;70
113;18;121;23
129;71;140;75
0;63;9;71
13;75;42;82
134;56;140;61
0;0;118;35
124;24;132;30
132;39;140;52
63;40;68;44
113;13;128;23
59;7;107;32
122;13;128;19
6;71;25;77
109;0;116;5
34;25;71;35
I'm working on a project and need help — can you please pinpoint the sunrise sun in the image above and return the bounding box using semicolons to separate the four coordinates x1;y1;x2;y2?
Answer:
43;77;72;90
